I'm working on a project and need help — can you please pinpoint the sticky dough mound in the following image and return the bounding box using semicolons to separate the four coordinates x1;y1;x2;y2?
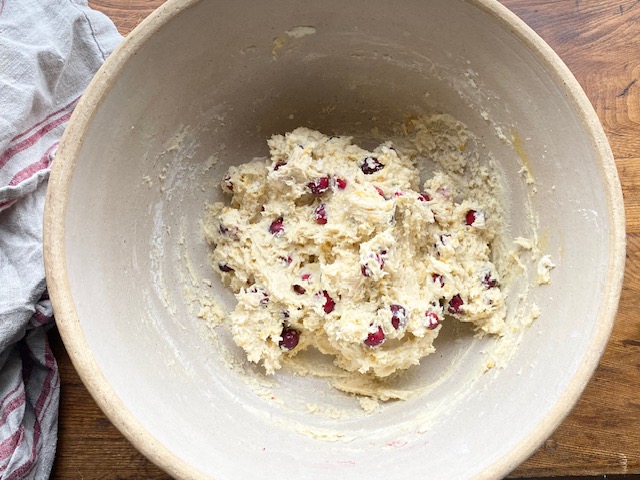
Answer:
204;126;506;377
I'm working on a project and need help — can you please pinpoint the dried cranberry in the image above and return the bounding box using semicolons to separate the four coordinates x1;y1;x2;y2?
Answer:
301;273;311;281
218;263;234;273
280;256;293;265
293;285;306;294
322;290;335;314
448;294;464;314
335;178;348;190
273;161;287;171
465;210;477;226
360;156;384;174
390;304;407;329
374;186;385;198
361;253;384;277
219;223;238;240
269;217;284;235
365;326;385;347
314;204;328;224
482;273;498;289
418;193;431;202
432;274;444;287
308;176;330;194
223;175;234;192
279;327;300;350
425;312;440;330
250;286;269;305
393;191;404;198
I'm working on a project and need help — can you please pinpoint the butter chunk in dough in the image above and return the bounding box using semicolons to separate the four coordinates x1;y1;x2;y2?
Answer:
204;126;506;378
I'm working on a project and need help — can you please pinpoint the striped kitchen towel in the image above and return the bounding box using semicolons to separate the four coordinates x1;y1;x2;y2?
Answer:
0;1;122;478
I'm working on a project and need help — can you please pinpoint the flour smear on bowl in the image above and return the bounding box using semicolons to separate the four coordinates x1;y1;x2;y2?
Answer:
200;114;548;405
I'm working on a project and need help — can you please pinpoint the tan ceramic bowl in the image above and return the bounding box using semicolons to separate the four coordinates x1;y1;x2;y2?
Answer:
44;0;625;478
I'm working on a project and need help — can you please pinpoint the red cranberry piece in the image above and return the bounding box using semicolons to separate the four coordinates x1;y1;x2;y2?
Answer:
273;160;287;171
448;294;464;314
322;290;335;314
432;274;444;287
425;312;440;330
269;217;285;235
482;273;498;288
308;176;330;194
301;273;311;281
374;186;385;198
223;175;234;192
361;253;385;277
360;156;384;174
393;191;404;198
219;223;239;240
390;304;407;329
465;210;478;226
418;193;431;202
293;285;306;294
361;264;370;277
279;327;300;350
280;256;293;265
218;263;234;273
314;204;328;224
365;326;385;347
336;178;348;190
250;286;269;305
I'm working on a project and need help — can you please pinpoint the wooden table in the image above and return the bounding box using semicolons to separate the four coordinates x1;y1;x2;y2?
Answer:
50;1;640;478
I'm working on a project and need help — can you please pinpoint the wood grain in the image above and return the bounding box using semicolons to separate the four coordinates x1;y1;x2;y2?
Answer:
51;1;640;478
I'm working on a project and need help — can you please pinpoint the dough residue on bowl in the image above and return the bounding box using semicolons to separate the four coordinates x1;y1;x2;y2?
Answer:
202;114;510;385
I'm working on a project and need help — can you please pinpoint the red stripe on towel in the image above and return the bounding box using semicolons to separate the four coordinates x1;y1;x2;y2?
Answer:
0;111;72;171
4;343;57;480
9;97;79;144
0;389;25;429
8;143;58;187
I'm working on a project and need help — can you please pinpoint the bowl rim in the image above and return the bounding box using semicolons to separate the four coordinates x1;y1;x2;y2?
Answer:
43;0;626;478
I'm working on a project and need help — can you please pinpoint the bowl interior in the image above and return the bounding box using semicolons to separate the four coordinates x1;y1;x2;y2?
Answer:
48;0;622;478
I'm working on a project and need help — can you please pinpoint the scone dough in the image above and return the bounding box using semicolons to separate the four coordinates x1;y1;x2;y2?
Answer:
204;126;506;378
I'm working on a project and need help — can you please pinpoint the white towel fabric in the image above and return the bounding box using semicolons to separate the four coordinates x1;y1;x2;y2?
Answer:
0;1;122;478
